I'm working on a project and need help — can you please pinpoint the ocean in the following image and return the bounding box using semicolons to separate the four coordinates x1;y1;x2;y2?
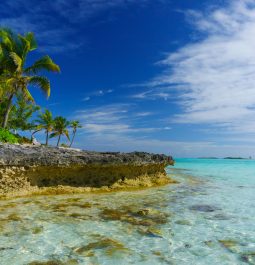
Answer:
0;158;255;264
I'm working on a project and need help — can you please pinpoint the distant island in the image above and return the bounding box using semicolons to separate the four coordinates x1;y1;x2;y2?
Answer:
224;157;247;160
198;157;219;159
198;157;253;160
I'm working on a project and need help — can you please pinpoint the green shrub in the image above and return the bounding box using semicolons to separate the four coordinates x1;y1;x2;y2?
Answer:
14;135;32;144
19;136;32;144
0;129;19;144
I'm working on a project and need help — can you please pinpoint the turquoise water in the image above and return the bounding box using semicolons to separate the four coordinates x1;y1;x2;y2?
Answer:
0;158;255;264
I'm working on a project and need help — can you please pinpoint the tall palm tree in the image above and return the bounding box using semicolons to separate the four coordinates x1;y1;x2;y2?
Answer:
50;116;70;147
0;29;60;128
33;109;54;145
69;120;82;147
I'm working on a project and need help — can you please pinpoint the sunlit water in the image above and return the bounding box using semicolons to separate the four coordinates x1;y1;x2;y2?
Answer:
0;158;255;265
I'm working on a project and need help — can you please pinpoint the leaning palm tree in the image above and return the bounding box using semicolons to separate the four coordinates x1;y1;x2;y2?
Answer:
0;29;60;128
50;116;70;147
33;109;54;145
69;120;82;147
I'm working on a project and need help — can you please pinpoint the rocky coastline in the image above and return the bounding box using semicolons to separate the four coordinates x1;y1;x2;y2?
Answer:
0;144;176;198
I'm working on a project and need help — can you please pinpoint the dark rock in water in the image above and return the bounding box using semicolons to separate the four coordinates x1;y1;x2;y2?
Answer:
218;239;238;248
207;213;230;220
100;207;169;226
73;236;129;257
189;204;220;212
28;260;79;265
184;243;192;249
240;252;255;264
204;240;215;248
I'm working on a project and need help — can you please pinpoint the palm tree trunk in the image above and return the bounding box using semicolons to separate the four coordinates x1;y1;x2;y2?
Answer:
57;135;61;147
46;131;49;146
31;129;41;141
2;93;14;129
69;132;76;147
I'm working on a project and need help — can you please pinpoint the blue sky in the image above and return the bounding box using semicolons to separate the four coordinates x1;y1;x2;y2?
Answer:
1;0;255;157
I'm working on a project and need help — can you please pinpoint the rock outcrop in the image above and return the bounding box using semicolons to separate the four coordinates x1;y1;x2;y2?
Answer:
0;144;175;197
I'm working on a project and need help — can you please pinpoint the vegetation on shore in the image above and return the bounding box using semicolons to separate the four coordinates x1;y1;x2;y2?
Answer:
0;28;82;147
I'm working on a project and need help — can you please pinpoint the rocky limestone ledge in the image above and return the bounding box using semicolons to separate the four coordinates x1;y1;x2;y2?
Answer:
0;144;175;197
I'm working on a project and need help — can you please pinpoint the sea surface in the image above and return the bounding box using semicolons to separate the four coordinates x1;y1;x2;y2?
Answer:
0;158;255;265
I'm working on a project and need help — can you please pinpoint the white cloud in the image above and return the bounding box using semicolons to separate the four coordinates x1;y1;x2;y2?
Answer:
146;0;255;135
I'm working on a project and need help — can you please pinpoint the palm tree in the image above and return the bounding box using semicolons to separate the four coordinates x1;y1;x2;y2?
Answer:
51;116;70;147
0;29;60;128
33;109;54;145
69;120;82;147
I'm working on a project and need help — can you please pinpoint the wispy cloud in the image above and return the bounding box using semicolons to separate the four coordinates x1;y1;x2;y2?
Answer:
74;104;167;135
140;0;255;136
0;0;149;52
132;89;171;100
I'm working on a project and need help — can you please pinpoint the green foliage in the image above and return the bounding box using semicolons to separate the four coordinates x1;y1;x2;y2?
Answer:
0;128;18;143
16;135;32;144
60;143;69;148
70;120;82;131
8;94;40;131
35;109;54;130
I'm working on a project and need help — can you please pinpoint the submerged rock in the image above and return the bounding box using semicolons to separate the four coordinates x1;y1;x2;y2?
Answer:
189;204;220;212
240;252;255;264
219;239;238;248
138;227;163;238
28;260;79;265
73;236;129;257
206;213;231;220
100;206;169;227
204;240;215;248
218;239;239;253
175;219;192;226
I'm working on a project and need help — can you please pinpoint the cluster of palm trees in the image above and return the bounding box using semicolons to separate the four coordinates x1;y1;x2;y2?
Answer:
34;110;82;147
0;28;60;129
0;28;82;147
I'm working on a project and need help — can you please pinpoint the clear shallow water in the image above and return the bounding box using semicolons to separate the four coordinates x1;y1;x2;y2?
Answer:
0;158;255;265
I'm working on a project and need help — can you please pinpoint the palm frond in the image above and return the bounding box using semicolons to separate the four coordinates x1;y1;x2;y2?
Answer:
0;29;13;51
28;76;50;98
24;55;60;74
18;34;30;59
64;129;70;141
22;87;34;102
25;32;37;51
9;52;22;72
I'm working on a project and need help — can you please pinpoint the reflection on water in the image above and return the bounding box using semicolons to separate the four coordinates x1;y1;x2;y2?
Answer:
0;159;255;264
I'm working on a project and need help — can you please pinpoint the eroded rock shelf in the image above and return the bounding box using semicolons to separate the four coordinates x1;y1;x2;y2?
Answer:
0;144;175;197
